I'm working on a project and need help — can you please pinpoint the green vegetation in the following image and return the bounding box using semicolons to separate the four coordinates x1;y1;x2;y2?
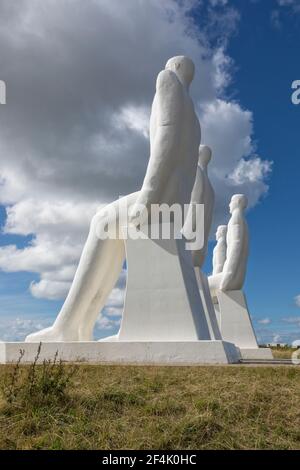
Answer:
271;346;299;359
0;352;300;450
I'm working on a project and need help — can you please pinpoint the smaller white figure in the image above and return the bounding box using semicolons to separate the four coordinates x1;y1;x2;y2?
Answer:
212;225;227;276
185;145;215;268
207;193;270;355
208;194;248;296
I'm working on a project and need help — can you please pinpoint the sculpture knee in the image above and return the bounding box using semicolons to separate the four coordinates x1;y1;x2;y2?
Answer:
90;211;107;237
208;273;222;295
90;207;120;241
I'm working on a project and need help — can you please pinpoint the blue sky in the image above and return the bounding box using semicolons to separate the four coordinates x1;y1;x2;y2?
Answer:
0;0;299;344
204;0;300;343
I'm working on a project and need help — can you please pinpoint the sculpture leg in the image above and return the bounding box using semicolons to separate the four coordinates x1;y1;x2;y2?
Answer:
25;209;125;342
207;273;223;300
78;239;125;341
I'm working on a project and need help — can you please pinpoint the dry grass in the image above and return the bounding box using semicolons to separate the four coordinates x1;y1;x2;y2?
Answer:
1;363;300;450
271;347;298;359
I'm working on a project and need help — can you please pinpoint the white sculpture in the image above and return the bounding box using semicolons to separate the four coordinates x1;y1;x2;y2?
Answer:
25;55;202;343
212;225;227;275
208;195;272;358
208;194;248;297
186;145;215;268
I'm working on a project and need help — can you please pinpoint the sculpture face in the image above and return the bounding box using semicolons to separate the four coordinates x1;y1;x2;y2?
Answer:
198;145;212;169
216;225;227;241
229;194;248;214
165;56;195;86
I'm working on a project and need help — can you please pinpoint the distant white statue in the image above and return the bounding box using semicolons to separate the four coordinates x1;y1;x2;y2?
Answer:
26;55;202;343
208;194;248;296
207;194;265;354
212;225;227;275
186;145;215;268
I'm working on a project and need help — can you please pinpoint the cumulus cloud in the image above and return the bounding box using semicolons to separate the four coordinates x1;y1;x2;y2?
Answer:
294;295;300;307
0;316;52;342
0;0;272;336
198;99;271;228
257;318;271;325
278;0;300;7
282;316;300;326
271;0;300;28
209;0;228;6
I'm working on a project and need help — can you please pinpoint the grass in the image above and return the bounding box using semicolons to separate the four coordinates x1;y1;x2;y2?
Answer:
271;347;298;359
0;357;300;450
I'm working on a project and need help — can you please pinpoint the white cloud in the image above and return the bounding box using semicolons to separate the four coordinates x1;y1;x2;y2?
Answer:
229;158;272;186
0;317;52;342
209;0;228;6
278;0;299;6
282;316;300;326
0;0;271;321
272;1;300;28
95;315;121;331
294;295;300;307
199;99;272;228
257;318;271;325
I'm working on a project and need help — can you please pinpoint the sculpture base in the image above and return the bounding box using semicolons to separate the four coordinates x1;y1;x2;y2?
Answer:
239;348;273;360
0;341;240;365
214;290;259;349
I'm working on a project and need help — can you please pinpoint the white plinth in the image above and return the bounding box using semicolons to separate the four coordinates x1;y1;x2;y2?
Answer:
0;341;241;364
117;224;211;341
239;348;274;360
215;290;259;348
214;290;273;360
194;268;221;340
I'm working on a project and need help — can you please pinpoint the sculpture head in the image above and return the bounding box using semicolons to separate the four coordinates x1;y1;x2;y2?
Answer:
165;56;195;87
216;225;227;241
229;194;248;214
198;145;212;169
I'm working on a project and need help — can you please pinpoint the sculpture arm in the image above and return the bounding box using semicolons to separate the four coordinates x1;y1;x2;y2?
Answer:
131;70;184;219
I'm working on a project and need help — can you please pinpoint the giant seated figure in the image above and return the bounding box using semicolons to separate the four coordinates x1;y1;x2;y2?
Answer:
25;55;216;343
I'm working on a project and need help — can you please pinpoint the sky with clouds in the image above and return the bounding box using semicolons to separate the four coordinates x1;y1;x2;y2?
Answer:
0;0;299;344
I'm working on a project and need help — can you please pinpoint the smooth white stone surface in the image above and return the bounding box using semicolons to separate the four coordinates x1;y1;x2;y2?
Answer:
208;194;249;296
116;224;211;342
215;290;259;349
194;268;221;340
185;145;215;268
25;56;201;343
212;225;227;275
239;348;273;360
0;341;240;365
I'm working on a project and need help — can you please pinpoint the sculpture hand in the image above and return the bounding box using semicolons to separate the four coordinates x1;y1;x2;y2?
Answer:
219;272;233;292
128;202;148;228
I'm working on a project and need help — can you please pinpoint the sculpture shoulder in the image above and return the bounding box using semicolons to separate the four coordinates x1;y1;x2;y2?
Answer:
156;69;183;95
155;70;184;126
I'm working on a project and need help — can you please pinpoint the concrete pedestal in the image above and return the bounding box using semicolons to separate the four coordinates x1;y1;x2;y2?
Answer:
214;290;273;360
117;225;211;341
0;341;240;364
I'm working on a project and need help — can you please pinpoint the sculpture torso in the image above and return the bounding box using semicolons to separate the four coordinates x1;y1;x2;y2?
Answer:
189;164;215;267
223;209;249;290
212;234;227;275
144;70;201;208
